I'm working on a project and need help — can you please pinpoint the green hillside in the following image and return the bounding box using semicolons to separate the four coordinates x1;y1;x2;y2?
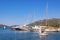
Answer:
27;18;60;28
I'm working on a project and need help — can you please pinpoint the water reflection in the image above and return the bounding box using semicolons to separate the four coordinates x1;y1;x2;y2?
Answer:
38;32;48;40
40;36;47;40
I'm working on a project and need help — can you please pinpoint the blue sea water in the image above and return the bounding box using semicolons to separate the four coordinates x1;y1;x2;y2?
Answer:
0;28;60;40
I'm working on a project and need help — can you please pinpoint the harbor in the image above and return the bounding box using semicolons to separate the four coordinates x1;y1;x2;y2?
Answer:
10;25;60;32
10;25;60;36
0;0;60;40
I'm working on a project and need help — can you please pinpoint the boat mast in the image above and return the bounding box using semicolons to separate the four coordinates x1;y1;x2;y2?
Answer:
46;0;48;26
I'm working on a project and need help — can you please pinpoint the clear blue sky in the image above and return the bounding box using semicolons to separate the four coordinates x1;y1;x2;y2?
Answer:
0;0;60;26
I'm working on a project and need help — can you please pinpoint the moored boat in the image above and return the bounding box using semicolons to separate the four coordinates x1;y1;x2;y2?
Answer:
39;26;48;36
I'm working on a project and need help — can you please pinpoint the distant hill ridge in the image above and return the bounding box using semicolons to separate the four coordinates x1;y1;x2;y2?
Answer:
0;24;8;27
27;18;60;27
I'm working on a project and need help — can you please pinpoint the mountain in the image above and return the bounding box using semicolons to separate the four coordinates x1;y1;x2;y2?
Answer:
0;24;8;27
27;18;60;28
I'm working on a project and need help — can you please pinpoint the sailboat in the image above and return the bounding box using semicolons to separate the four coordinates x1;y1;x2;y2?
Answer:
39;1;48;36
4;26;6;29
39;26;48;36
